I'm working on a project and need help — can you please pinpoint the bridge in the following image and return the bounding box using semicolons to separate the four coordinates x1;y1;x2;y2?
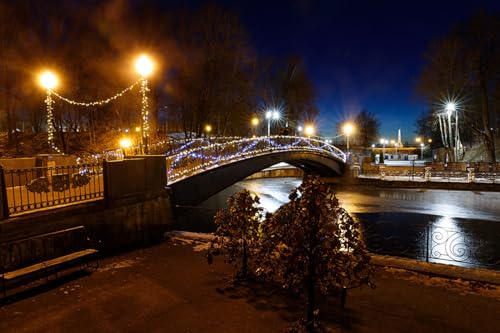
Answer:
164;136;346;208
0;136;345;218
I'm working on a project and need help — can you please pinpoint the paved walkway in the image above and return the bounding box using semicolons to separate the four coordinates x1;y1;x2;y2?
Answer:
1;237;499;333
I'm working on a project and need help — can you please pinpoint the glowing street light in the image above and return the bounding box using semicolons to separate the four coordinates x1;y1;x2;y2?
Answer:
343;123;354;151
297;125;303;136
205;124;212;136
251;117;259;136
420;142;425;160
304;124;315;137
119;137;132;148
39;71;58;90
445;102;456;115
135;54;154;154
39;70;59;153
265;109;280;136
119;137;133;157
135;55;153;78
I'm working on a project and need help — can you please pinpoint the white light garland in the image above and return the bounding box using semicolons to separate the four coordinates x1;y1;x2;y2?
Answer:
43;79;144;154
140;78;150;153
45;89;55;150
51;80;140;107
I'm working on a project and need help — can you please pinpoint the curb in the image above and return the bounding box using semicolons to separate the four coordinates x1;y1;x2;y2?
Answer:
371;254;500;285
168;231;500;286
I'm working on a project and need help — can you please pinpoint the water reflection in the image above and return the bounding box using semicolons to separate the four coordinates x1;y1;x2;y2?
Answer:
175;177;500;270
237;178;301;213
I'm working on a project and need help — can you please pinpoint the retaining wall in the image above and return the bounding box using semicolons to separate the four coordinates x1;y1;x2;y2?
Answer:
0;156;174;269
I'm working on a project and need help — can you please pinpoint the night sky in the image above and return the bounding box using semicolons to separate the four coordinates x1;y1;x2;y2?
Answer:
210;0;500;141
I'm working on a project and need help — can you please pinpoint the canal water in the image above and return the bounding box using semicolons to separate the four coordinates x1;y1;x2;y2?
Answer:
174;177;500;270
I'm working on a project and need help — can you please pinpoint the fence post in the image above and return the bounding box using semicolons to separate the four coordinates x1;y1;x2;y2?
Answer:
102;161;109;203
426;224;430;263
0;166;9;219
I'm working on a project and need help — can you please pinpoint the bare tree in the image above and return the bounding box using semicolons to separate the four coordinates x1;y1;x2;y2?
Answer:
417;11;500;162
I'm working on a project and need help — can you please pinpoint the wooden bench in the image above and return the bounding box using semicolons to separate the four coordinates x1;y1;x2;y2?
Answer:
0;226;99;297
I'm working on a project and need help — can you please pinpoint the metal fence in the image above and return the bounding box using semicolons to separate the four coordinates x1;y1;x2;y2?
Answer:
363;222;500;270
1;163;104;216
360;170;500;183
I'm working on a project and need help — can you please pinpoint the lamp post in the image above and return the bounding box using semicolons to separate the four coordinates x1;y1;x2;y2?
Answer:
297;125;303;136
343;123;354;151
445;102;455;161
39;71;58;153
135;54;153;154
265;109;279;136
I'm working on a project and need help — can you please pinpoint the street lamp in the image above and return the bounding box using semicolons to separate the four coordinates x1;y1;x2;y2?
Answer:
343;123;354;151
205;124;212;137
420;143;425;160
297;126;303;136
251;117;259;136
304;124;315;137
39;70;58;153
135;54;154;154
265;109;279;136
119;137;132;157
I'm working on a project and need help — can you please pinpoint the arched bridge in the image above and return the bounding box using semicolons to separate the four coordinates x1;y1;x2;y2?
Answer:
165;136;346;208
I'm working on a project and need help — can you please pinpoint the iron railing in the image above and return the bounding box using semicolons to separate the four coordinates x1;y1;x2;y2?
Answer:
2;163;104;216
165;136;346;183
362;221;500;270
360;170;500;183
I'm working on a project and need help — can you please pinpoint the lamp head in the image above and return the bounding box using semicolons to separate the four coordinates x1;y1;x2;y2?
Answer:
446;102;456;114
343;123;354;135
39;71;58;90
135;55;153;77
304;125;315;137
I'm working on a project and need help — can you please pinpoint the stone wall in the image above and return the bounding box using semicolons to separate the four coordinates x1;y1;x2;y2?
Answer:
0;156;174;269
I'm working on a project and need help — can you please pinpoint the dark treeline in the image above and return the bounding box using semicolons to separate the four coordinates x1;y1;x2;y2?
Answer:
0;0;318;155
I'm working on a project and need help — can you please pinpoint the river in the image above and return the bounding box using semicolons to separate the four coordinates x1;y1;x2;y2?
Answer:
174;177;500;270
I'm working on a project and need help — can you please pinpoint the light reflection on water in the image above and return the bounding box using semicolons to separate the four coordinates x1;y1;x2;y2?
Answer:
177;177;500;270
236;178;302;213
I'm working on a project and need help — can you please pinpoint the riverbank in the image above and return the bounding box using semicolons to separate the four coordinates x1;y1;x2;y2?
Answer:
0;236;499;333
322;173;500;192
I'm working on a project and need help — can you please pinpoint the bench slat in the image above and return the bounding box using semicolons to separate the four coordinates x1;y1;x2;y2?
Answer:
2;249;98;280
2;262;47;280
43;249;98;269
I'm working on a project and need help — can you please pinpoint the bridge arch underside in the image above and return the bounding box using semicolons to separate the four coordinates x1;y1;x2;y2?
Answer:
170;151;345;209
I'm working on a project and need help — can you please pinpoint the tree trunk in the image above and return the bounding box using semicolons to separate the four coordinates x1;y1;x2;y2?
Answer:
241;239;248;278
305;260;316;333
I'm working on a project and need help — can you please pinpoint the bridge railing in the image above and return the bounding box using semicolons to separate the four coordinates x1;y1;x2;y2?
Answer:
165;136;346;183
